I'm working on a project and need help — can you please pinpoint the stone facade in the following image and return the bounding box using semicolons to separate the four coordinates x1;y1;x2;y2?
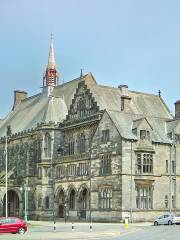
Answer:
0;41;180;222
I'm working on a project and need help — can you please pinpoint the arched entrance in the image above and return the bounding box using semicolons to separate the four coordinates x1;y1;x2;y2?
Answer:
79;188;88;219
58;190;65;218
3;190;20;217
69;189;76;210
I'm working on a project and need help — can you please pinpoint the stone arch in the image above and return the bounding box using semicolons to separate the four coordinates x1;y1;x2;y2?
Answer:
55;185;66;202
78;183;89;195
66;184;78;198
2;187;23;202
2;188;23;217
78;184;90;219
67;184;78;211
55;186;66;218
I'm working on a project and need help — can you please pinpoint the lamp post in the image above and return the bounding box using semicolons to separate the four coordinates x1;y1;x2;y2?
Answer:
5;125;11;218
50;152;56;231
20;184;30;222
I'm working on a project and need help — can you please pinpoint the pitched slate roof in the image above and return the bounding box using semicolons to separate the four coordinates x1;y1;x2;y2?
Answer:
107;110;138;140
0;73;95;137
166;119;179;134
0;72;174;144
0;119;3;127
88;84;172;119
0;92;67;137
107;110;171;143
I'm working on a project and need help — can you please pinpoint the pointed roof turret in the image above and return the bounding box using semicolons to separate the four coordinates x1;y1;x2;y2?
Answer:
48;33;56;69
43;34;60;87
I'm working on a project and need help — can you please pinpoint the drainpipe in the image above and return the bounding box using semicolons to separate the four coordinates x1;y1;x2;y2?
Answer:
169;144;172;214
89;149;92;224
173;130;176;213
130;140;133;223
174;144;177;213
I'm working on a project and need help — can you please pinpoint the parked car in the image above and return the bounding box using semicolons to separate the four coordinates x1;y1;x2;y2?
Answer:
154;214;180;226
0;217;27;234
173;214;180;224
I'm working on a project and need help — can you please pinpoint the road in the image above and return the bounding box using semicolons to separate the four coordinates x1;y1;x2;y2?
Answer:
0;221;179;239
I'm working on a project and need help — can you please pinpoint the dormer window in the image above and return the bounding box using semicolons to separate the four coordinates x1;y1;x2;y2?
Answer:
132;128;137;136
140;130;150;140
140;130;146;140
167;132;172;140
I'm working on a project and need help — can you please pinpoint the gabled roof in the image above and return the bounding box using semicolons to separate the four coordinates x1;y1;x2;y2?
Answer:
146;117;171;143
132;117;153;130
52;72;96;109
89;84;172;119
166;119;179;133
107;110;138;140
106;110;171;143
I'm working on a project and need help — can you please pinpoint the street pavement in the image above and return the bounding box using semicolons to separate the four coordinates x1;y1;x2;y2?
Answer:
0;221;179;240
118;224;180;240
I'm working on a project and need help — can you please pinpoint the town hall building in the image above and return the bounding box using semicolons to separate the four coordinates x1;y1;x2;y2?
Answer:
0;36;179;222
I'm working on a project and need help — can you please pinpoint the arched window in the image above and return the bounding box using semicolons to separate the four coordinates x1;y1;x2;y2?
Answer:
45;196;50;209
82;189;88;209
69;189;76;210
44;133;51;158
78;133;86;154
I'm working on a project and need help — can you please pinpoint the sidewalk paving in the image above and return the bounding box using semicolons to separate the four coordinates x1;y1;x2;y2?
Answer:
28;220;153;227
0;221;152;240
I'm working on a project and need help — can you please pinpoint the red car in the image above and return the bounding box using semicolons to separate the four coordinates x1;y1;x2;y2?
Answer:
0;217;27;234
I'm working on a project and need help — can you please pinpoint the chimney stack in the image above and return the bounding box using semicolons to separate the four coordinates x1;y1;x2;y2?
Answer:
118;85;131;112
13;90;27;110
175;100;180;118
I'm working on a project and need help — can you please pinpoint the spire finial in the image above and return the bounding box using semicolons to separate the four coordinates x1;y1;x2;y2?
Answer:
51;32;54;41
80;68;83;78
48;33;55;69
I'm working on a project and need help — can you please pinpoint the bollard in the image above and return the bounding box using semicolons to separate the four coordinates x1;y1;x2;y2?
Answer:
124;217;129;229
53;221;56;232
90;222;93;232
72;222;75;232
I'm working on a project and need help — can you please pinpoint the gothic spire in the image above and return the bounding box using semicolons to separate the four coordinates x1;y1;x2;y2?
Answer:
48;33;56;69
43;34;59;87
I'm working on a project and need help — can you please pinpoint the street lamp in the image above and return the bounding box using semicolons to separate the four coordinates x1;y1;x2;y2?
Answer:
20;184;30;222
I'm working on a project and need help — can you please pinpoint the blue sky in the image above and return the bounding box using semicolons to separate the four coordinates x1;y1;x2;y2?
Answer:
0;0;180;117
